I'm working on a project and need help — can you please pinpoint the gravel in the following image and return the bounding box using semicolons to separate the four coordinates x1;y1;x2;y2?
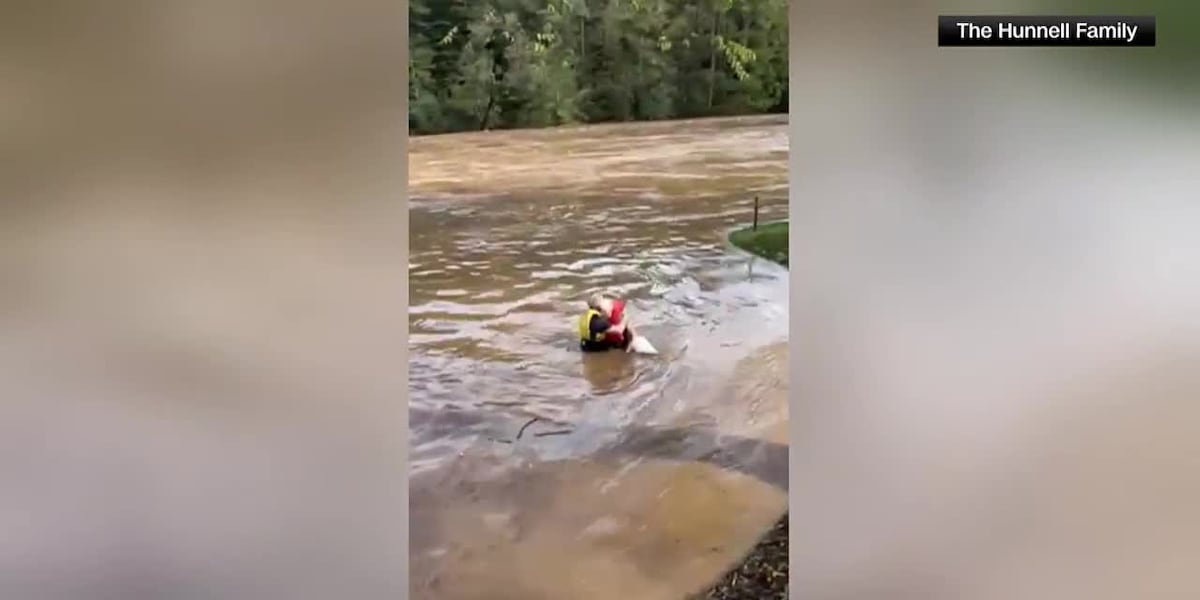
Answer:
695;513;788;599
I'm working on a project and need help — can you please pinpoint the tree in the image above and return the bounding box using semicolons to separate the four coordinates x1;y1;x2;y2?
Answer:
408;0;787;135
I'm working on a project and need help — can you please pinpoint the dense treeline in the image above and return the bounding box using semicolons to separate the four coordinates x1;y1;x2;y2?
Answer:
409;0;788;135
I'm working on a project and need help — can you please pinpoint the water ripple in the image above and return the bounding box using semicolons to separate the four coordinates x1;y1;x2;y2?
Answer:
409;192;789;473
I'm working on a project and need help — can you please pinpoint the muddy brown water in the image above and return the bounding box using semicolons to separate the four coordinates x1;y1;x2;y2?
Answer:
408;115;789;600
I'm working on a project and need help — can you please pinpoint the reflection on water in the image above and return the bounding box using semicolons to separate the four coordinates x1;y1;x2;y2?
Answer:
409;115;789;599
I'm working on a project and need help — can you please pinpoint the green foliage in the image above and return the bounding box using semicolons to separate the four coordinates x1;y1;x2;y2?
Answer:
1045;0;1200;99
409;0;787;135
729;221;788;266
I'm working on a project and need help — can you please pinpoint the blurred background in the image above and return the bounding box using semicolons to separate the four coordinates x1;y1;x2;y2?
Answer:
790;1;1199;599
0;2;408;598
4;0;1199;598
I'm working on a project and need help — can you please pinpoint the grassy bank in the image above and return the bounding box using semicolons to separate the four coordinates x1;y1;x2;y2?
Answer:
729;221;788;266
698;220;789;599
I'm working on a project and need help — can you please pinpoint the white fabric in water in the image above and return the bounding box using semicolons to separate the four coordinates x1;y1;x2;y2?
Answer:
628;335;659;355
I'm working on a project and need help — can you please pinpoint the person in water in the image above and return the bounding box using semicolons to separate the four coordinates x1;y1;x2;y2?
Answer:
578;294;633;352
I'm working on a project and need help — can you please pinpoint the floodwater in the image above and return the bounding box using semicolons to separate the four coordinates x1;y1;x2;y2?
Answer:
409;115;789;600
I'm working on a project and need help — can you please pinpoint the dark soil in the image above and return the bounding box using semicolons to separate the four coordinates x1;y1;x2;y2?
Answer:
695;513;788;599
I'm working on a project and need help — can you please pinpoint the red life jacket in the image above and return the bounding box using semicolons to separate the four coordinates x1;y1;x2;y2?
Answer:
610;299;626;324
608;299;626;344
